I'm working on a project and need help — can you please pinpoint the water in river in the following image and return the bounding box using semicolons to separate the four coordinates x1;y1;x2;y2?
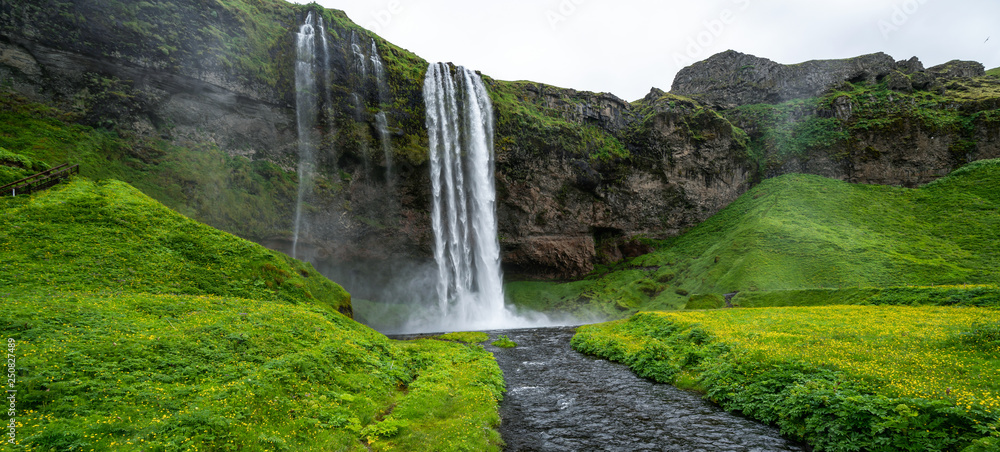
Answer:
483;327;806;452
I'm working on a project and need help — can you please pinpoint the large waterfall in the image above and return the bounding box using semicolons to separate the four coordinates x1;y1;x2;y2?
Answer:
291;12;318;259
422;63;529;330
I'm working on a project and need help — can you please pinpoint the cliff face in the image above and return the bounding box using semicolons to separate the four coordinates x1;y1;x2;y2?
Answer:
492;85;754;279
1;1;998;287
0;0;433;267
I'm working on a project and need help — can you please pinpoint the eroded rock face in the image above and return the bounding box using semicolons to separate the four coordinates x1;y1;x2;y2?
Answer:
928;60;986;79
671;50;897;108
519;83;630;132
494;89;755;279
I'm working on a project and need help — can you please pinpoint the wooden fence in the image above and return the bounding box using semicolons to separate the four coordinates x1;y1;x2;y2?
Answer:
0;164;80;197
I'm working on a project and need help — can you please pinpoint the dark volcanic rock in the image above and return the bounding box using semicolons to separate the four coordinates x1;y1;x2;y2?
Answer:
895;56;925;74
884;70;914;93
928;60;986;79
670;50;897;107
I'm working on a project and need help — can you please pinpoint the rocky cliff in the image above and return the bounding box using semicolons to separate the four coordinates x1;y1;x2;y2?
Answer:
1;0;998;295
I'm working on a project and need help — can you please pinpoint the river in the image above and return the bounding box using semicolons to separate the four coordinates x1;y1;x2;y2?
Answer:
482;326;806;452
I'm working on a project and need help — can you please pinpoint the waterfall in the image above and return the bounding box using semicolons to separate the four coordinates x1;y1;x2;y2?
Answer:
292;12;318;259
422;62;515;330
350;31;367;77
375;112;392;181
370;39;393;181
317;16;332;114
370;38;387;98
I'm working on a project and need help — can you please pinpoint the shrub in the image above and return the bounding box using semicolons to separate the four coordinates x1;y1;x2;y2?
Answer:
684;294;725;310
491;335;517;348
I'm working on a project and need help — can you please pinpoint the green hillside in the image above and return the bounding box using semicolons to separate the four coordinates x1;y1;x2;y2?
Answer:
0;177;505;451
507;159;1000;315
1;178;349;312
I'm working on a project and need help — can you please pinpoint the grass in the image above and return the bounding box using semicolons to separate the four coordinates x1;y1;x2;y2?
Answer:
490;335;517;348
434;331;489;344
732;285;1000;308
573;309;1000;451
0;93;301;241
507;159;1000;317
360;339;504;452
0;178;344;312
0;177;506;451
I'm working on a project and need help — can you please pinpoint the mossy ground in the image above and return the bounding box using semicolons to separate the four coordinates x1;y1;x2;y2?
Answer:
0;177;505;451
507;159;1000;316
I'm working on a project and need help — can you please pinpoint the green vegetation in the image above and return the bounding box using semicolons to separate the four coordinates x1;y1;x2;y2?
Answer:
363;339;505;452
626;91;750;156
0;147;50;186
505;280;622;318
987;67;1000;78
732;285;1000;308
724;99;848;164
1;177;343;312
684;293;725;310
0;0;414;96
0;0;432;242
490;335;517;348
0;178;505;451
435;331;489;344
2;0;299;91
721;77;1000;172
489;80;629;166
0;92;301;240
508;159;1000;317
573;309;1000;451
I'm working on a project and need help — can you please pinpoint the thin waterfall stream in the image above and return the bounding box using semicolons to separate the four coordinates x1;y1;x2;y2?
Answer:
291;12;318;259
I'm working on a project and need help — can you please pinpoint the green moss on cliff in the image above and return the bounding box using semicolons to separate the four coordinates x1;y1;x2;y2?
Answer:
623;91;751;163
489;79;629;164
0;93;298;240
1;0;300;90
722;77;1000;171
723;97;848;167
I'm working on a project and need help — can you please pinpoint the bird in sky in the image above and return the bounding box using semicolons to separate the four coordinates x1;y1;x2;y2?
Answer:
986;36;991;43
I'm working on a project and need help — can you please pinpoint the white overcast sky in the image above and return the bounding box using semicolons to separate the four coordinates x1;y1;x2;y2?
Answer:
293;0;999;101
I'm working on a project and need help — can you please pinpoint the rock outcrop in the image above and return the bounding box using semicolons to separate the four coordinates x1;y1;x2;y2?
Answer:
671;50;897;108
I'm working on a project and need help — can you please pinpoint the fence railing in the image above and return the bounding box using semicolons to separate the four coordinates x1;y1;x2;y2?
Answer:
1;164;80;197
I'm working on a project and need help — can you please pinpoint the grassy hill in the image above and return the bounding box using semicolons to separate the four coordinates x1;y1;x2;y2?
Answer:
0;177;505;451
507;159;1000;316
